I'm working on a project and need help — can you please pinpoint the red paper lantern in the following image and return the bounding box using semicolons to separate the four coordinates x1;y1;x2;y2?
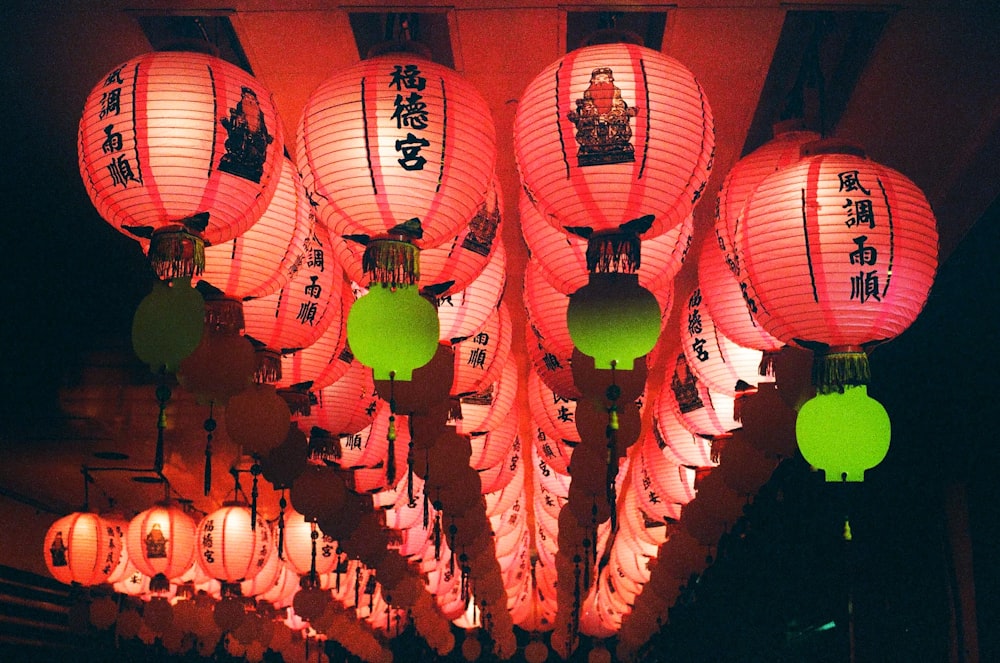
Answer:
243;222;342;357
468;407;520;470
527;369;580;472
454;359;518;436
679;284;766;396
79;50;284;278
653;402;717;469
658;353;739;438
225;383;292;455
199;156;312;300
297;358;379;437
298;53;496;251
436;240;506;343
43;512;120;586
126;503;197;581
633;431;695;518
520;193;693;296
697;235;783;354
734;141;938;387
195;504;271;582
450;300;512;397
526;321;580;401
282;509;340;577
523;261;573;362
276;285;352;393
514;41;713;262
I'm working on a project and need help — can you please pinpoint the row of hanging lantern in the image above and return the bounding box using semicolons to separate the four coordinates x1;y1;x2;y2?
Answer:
69;15;940;659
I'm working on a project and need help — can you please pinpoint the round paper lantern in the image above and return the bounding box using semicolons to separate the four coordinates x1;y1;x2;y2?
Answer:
567;273;661;370
526;322;580;401
514;41;713;260
243;222;342;356
282;510;340;577
520;193;693;296
43;512;120;586
79;50;284;278
715;120;820;261
289;465;348;522
436;239;507;343
453;359;517;436
697;234;783;354
131;278;205;373
126;503;197;581
679;285;765;396
659;353;739;438
734;141;938;387
195;505;271;582
199;156;313;300
348;284;439;380
298;52;496;252
468;407;520;470
176;318;256;405
297;358;379;437
523;260;574;361
653;404;717;469
527;369;580;469
277;285;353;393
796;384;890;481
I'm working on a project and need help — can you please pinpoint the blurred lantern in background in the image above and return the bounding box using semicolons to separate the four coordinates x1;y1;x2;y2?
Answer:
44;512;121;586
79;50;283;279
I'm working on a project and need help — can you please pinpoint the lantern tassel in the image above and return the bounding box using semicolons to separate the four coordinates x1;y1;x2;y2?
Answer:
277;492;287;559
362;239;421;287
253;348;282;384
386;376;397;485
149;225;206;280
813;347;871;393
202;295;245;334
250;462;260;530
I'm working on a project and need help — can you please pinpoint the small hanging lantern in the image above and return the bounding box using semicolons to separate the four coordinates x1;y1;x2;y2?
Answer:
43;512;121;586
195;504;271;582
126;502;197;583
79;50;284;279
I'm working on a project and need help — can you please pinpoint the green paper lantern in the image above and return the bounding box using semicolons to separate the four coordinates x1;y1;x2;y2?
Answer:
795;385;890;482
347;284;439;380
566;273;660;370
132;277;205;373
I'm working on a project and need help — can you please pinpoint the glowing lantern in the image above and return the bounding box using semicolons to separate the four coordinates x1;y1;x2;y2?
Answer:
126;503;197;582
679;284;766;396
195;505;271;582
276;286;352;393
298;52;496;255
514;40;713;263
796;385;890;481
527;370;579;474
526;323;579;401
451;300;512;397
523;260;574;362
282;509;340;577
199;156;312;300
659;353;739;438
79;50;283;278
468;408;520;470
297;358;379;437
243;222;342;358
653;402;717;469
697;235;783;355
454;359;518;436
520;193;693;296
43;512;120;586
734;141;938;387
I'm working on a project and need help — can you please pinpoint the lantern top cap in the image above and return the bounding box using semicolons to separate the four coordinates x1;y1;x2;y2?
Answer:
800;138;867;159
156;39;221;58
365;40;434;61
580;28;644;47
771;118;813;136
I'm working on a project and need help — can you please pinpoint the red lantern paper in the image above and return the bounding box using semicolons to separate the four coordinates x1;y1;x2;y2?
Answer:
679;285;766;396
734;142;938;380
44;512;120;586
523;260;573;362
243;222;342;354
282;510;340;577
526;322;580;401
195;504;271;582
527;369;580;465
454;359;519;436
468;407;520;470
514;41;713;243
79;51;284;278
298;53;496;250
297;359;378;437
436;240;506;343
126;503;197;581
451;300;512;397
199;156;312;300
659;353;739;438
653;404;717;469
697;235;783;353
276;285;352;392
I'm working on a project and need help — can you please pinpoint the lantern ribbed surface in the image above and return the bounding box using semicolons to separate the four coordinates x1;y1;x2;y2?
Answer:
514;42;713;240
282;510;340;576
195;504;271;582
658;353;739;438
469;407;520;470
44;512;120;586
451;300;512;397
200;156;312;300
634;431;696;511
298;54;496;249
336;399;406;470
734;146;938;348
523;261;573;359
715;124;820;257
79;51;283;253
520;194;693;295
437;239;507;343
276;285;352;392
297;358;378;437
455;358;519;435
697;236;783;352
126;503;197;581
680;285;766;396
527;369;579;472
240;542;282;597
653;406;717;469
525;322;580;401
243;222;343;353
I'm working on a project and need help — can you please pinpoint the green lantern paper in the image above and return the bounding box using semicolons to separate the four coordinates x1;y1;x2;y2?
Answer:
347;284;439;380
566;273;661;370
132;277;205;373
795;385;890;482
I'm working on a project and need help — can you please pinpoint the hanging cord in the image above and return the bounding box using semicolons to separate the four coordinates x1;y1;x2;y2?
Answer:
154;373;171;475
203;403;216;496
605;362;621;534
407;417;415;505
277;491;287;559
250;460;261;530
386;373;398;486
